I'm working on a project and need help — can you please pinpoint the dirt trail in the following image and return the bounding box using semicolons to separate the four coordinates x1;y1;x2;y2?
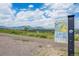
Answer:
0;33;68;56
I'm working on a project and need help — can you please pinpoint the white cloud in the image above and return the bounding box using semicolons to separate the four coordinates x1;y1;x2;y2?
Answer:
14;3;74;28
27;18;55;29
0;3;16;26
28;4;34;8
73;5;79;13
0;3;79;29
16;9;44;22
44;3;73;10
16;11;35;20
0;3;15;20
15;7;55;28
0;6;34;27
52;3;73;10
44;3;76;18
75;20;79;29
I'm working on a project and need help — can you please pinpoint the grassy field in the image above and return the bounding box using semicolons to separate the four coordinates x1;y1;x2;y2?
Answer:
0;29;54;40
75;34;79;41
0;29;79;41
75;48;79;56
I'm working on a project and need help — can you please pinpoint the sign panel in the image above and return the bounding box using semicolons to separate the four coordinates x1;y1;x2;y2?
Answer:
55;17;68;43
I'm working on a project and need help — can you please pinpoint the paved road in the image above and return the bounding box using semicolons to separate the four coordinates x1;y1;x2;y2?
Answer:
0;33;71;56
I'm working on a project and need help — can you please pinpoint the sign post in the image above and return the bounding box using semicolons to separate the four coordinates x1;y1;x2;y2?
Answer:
68;15;74;56
55;15;74;56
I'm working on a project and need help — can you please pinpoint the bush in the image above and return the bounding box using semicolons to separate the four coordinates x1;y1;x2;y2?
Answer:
75;34;79;41
40;35;47;38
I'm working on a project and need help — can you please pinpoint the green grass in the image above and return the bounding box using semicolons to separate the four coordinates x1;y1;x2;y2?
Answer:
75;48;79;56
0;29;79;41
0;29;54;39
75;34;79;41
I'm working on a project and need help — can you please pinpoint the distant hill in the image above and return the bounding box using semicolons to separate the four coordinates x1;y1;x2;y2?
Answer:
0;25;54;31
0;26;25;30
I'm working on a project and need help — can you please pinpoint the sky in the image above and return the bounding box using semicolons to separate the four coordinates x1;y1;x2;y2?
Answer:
0;3;79;29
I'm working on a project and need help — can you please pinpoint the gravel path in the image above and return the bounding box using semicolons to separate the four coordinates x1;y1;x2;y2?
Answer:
0;33;68;56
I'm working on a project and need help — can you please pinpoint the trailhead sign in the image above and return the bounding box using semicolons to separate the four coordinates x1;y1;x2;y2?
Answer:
55;17;68;43
55;15;74;56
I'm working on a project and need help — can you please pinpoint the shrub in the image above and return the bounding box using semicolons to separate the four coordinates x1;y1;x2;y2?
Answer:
75;34;79;41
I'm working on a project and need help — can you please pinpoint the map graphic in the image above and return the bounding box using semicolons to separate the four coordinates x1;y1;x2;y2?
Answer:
55;18;68;43
55;20;68;32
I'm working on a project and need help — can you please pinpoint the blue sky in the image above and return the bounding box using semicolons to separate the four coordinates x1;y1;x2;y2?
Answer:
12;3;44;10
0;3;79;29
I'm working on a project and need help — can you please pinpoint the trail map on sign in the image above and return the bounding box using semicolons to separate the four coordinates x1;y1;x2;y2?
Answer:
55;18;68;43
